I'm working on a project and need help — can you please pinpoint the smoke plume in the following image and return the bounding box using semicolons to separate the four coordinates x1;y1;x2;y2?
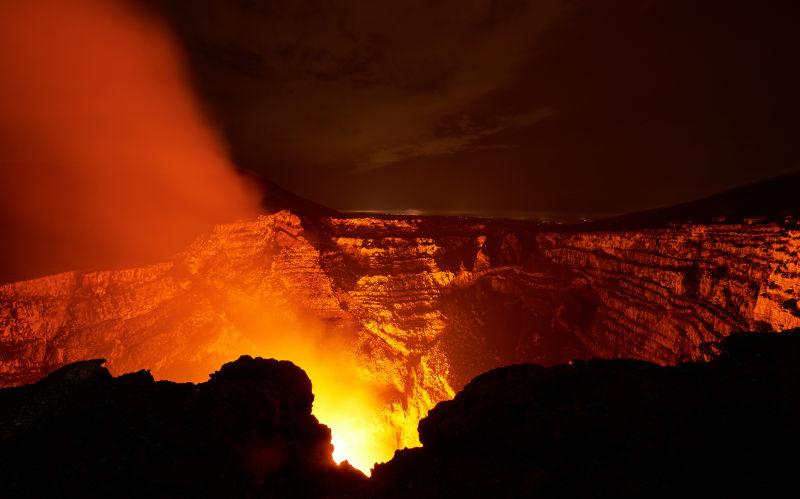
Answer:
0;0;404;472
0;0;261;282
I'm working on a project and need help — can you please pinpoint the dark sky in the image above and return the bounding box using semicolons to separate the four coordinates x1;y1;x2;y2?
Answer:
150;0;798;218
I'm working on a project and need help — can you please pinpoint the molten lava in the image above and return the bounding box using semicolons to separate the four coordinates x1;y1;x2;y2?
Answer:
245;326;412;474
312;375;414;474
212;339;419;475
220;302;424;475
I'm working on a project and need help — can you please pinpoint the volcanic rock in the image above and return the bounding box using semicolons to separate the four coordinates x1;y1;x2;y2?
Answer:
3;330;798;497
0;355;365;498
365;330;800;498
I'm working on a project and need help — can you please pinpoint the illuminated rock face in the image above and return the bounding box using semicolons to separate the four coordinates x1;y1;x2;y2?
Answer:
1;208;799;466
0;212;350;386
319;216;596;447
537;223;800;364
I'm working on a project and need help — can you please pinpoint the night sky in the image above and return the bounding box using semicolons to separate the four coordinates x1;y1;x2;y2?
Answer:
0;0;799;282
152;0;800;218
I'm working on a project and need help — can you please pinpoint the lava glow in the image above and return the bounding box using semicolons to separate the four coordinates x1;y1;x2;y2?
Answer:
307;367;409;474
0;0;261;279
148;289;418;475
234;304;418;475
0;0;429;474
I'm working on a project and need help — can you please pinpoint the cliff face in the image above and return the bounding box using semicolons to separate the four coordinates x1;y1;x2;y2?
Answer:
0;213;350;386
537;223;800;364
2;197;800;466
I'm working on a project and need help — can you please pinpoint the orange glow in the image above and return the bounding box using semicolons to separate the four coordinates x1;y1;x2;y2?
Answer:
226;300;422;475
302;360;412;474
134;277;419;475
0;0;261;277
0;0;432;473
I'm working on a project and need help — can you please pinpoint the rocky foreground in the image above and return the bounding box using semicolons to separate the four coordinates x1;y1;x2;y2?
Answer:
1;330;798;498
365;330;800;498
0;355;366;498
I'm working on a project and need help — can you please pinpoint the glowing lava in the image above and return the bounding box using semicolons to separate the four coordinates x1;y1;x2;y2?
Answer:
319;397;423;475
316;397;400;475
212;295;424;475
292;362;406;475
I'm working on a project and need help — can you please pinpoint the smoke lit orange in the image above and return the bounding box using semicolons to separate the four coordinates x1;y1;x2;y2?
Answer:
0;0;260;279
0;0;415;473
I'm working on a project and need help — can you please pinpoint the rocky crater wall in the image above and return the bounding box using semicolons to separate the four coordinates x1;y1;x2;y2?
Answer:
1;210;799;450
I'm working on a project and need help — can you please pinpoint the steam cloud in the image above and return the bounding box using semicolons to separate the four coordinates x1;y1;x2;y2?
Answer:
0;0;262;282
0;0;404;471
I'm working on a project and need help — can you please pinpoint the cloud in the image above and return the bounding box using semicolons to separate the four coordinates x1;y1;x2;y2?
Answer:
356;108;558;172
140;0;800;216
0;0;261;280
152;0;568;172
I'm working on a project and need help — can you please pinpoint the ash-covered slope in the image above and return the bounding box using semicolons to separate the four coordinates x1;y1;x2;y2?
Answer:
1;176;799;453
366;330;800;498
0;355;365;498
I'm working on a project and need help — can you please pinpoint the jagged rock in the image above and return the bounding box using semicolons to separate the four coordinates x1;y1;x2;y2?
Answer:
364;330;800;498
2;331;799;497
0;356;365;498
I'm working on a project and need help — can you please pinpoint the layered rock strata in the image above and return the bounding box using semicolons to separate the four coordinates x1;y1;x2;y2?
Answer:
537;222;800;363
1;205;799;458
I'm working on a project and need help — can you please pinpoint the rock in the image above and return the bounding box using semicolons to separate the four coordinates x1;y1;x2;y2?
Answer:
2;331;799;497
0;356;366;498
365;330;800;498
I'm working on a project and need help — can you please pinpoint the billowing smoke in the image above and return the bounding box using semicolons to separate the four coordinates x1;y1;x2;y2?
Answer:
0;0;262;282
0;0;403;472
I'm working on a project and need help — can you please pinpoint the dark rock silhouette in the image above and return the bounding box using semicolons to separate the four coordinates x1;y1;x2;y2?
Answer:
363;330;800;498
573;171;800;230
2;331;800;497
0;355;365;498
